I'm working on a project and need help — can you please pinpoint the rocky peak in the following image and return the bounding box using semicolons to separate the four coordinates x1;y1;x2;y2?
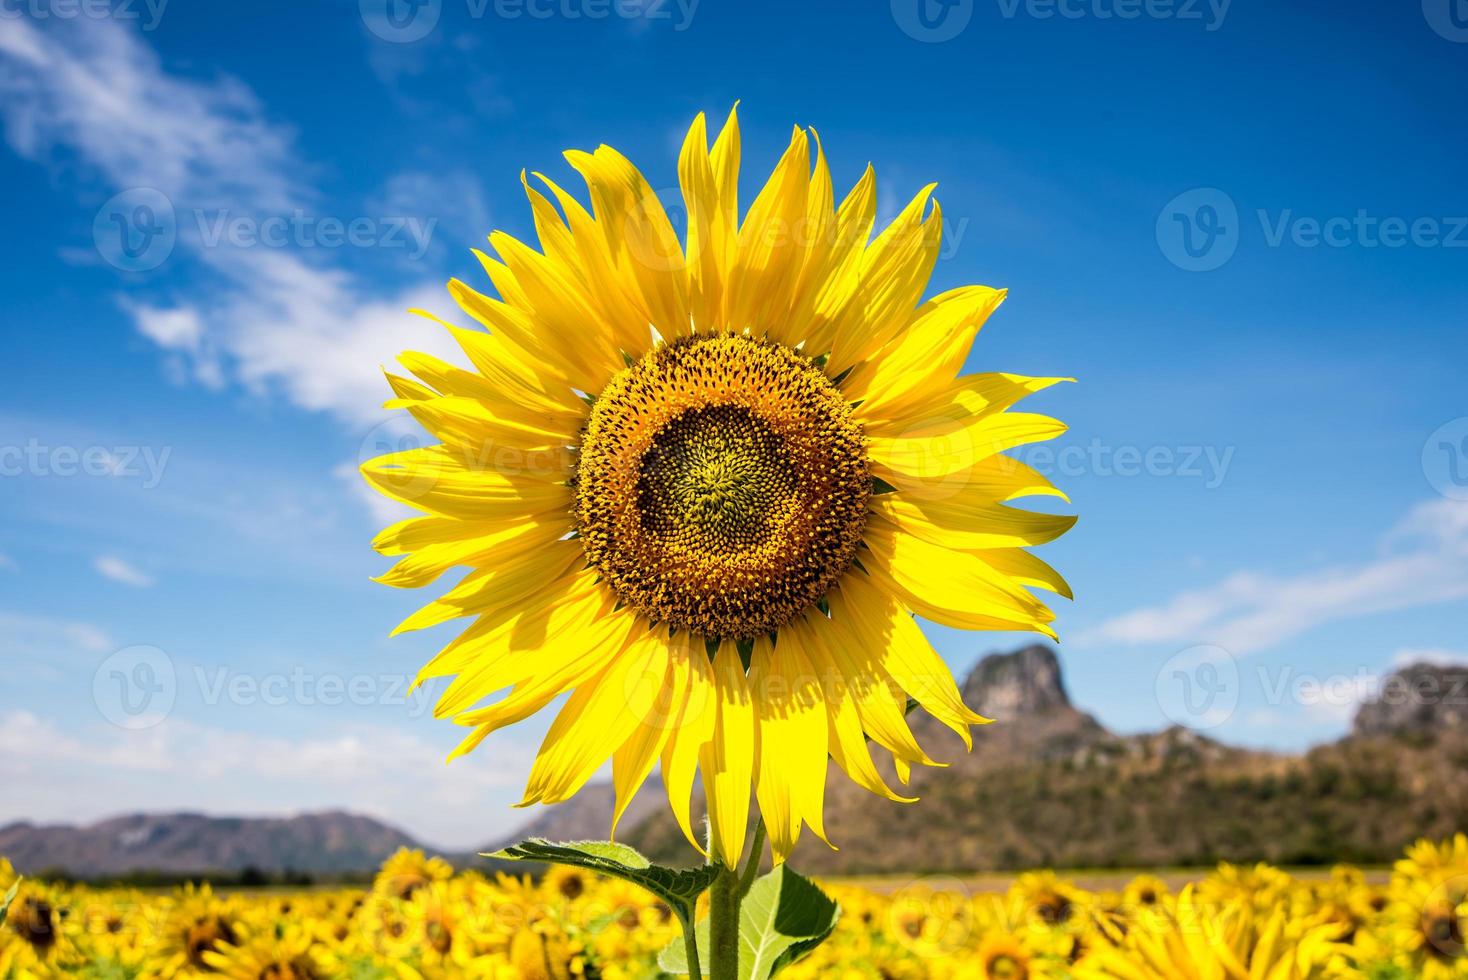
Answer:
962;644;1073;720
1354;661;1468;736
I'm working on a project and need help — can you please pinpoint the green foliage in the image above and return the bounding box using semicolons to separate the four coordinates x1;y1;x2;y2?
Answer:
486;838;720;933
0;876;19;927
659;865;840;980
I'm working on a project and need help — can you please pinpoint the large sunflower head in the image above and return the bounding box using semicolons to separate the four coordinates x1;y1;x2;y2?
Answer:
363;107;1074;867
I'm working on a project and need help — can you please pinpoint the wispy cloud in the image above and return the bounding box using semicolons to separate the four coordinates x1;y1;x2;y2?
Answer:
93;555;154;588
0;553;16;572
1079;498;1468;655
0;18;467;425
1390;647;1468;669
0;611;112;659
0;711;536;849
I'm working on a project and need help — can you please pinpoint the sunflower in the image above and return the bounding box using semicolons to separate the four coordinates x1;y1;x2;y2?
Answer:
0;880;85;978
201;925;335;980
363;107;1074;866
372;848;455;904
972;934;1034;980
1385;878;1468;979
143;883;243;978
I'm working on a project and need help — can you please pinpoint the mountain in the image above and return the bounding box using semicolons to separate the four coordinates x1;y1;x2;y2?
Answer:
7;653;1468;879
0;810;419;877
622;647;1468;872
480;781;664;854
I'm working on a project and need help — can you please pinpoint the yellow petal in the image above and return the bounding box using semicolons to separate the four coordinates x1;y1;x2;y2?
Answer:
869;494;1076;552
830;572;991;750
869;412;1068;484
700;641;755;867
749;633;830;863
728;126;810;341
375;517;570;590
521;629;671;806
661;636;717;856
826;185;941;377
611;630;690;837
863;516;1059;637
881;452;1068;505
846;286;1007;421
818;596;941;770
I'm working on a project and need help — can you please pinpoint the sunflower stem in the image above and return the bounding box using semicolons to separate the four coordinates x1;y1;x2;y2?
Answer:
737;818;766;899
708;861;740;980
681;912;703;980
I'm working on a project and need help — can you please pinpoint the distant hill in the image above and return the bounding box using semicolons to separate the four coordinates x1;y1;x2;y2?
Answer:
622;648;1468;872
6;652;1467;878
0;810;419;877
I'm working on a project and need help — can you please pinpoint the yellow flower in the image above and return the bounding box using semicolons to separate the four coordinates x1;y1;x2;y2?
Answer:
201;924;336;980
142;882;244;979
971;934;1034;980
0;880;86;978
374;847;455;900
363;107;1073;868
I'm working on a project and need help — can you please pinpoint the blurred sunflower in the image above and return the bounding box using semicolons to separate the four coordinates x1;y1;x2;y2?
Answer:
364;107;1073;866
373;847;454;901
0;881;84;977
144;883;242;979
202;924;336;980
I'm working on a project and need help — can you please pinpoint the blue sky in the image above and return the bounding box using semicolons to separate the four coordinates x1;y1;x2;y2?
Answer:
1;0;1465;850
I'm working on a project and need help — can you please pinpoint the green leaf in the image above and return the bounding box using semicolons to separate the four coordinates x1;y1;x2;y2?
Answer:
484;838;719;930
0;876;20;927
659;865;840;980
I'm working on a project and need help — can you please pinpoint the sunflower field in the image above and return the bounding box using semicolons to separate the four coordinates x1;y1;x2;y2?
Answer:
6;835;1468;979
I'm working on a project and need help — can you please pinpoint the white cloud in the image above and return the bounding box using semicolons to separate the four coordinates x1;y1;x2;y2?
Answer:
94;555;155;588
0;18;470;425
1391;647;1468;669
0;710;537;850
1081;498;1468;655
0;553;15;571
0;611;112;658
